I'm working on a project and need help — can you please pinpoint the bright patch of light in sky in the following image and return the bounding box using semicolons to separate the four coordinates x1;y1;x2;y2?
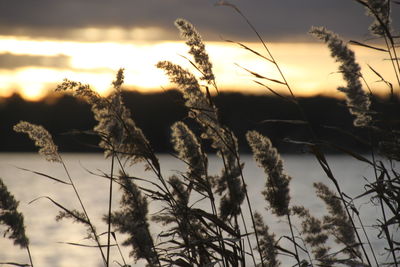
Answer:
0;35;396;101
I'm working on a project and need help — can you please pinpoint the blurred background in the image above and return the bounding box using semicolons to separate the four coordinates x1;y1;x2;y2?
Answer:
0;0;399;152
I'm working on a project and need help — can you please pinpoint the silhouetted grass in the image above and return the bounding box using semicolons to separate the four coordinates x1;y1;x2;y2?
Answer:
1;1;400;266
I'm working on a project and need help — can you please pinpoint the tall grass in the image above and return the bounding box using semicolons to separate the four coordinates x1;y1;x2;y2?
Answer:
1;1;399;266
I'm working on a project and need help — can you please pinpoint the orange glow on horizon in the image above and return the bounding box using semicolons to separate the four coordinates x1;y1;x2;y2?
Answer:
0;35;398;101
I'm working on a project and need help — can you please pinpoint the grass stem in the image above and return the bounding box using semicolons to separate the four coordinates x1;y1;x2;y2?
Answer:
26;245;34;267
106;152;115;267
287;214;301;267
60;158;107;265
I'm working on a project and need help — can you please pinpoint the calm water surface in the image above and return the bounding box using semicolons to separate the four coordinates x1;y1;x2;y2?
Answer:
0;153;387;266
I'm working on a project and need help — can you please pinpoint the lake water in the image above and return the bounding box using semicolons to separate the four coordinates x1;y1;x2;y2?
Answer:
0;153;389;266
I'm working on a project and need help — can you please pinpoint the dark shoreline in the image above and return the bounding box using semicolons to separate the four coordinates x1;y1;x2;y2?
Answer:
1;90;399;153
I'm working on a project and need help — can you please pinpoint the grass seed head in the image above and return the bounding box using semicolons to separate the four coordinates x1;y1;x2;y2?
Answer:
0;178;29;248
310;26;371;127
175;18;215;84
246;130;291;217
13;121;61;163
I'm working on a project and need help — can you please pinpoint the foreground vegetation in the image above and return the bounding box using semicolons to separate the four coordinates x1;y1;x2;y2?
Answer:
1;1;400;266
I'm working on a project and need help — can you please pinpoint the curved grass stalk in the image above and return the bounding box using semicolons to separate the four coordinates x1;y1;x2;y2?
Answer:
219;3;376;266
59;158;107;265
26;246;34;267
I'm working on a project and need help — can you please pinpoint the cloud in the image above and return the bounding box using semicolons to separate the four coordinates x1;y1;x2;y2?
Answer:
0;0;397;42
0;53;71;69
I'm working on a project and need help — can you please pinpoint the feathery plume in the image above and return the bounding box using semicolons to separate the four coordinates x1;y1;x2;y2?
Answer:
56;70;155;166
246;131;291;217
171;121;207;181
158;61;244;218
55;209;95;240
156;61;217;125
292;205;333;266
310;26;371;127
216;152;245;219
56;79;108;109
168;175;190;206
0;178;29;248
93;90;151;163
109;172;159;265
253;212;280;267
175;18;215;84
112;68;125;90
314;182;360;259
158;22;244;219
13;121;61;163
159;61;226;154
364;0;391;36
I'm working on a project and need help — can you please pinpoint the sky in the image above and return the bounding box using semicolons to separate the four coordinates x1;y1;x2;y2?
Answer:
0;0;399;100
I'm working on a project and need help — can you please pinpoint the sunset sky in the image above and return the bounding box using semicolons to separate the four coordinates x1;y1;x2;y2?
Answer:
0;0;398;100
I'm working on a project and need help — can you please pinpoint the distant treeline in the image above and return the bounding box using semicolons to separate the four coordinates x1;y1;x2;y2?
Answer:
1;90;399;153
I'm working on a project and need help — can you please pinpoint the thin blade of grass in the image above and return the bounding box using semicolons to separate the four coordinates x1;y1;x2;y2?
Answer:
179;54;219;94
368;64;394;95
216;0;270;56
0;263;31;267
274;244;297;257
58;242;116;248
384;214;400;227
29;196;89;225
368;64;386;80
260;119;308;125
283;138;315;146
349;40;388;52
193;208;239;237
302;143;338;184
110;232;128;267
323;142;374;166
163;258;192;267
354;0;369;8
253;80;291;101
236;64;286;85
59;129;97;136
323;125;370;146
225;39;274;63
355;187;381;199
281;235;308;253
16;167;71;185
384;57;400;61
139;186;167;200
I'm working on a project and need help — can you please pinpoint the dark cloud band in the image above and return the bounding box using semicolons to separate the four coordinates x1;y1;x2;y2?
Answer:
0;53;71;69
0;0;398;42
